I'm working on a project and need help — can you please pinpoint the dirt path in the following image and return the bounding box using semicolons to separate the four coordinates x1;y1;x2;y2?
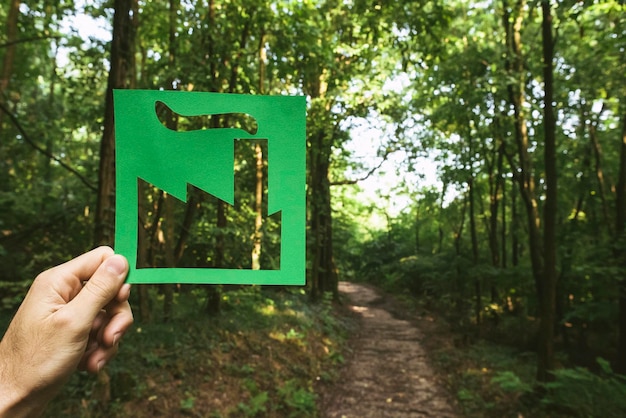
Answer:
321;282;459;418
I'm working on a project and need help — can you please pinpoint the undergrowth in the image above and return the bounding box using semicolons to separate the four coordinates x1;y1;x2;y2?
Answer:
42;286;352;417
432;340;626;418
376;284;626;418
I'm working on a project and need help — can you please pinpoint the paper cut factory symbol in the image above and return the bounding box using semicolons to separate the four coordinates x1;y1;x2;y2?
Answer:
114;90;306;285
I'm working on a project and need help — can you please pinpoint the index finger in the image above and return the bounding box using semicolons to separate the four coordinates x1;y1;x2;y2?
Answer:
48;246;115;283
36;246;115;303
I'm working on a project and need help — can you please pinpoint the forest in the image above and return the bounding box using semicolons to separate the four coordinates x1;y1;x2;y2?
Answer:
1;0;625;417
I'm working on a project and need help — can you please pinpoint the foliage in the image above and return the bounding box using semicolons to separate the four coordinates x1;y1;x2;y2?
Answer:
0;279;32;312
42;286;352;417
541;359;626;418
417;314;626;418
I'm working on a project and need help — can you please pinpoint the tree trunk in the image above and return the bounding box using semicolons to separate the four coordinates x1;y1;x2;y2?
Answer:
0;0;19;138
469;174;480;325
92;0;136;406
162;194;176;322
454;194;468;316
486;137;504;305
437;183;448;254
0;0;20;96
468;180;479;264
500;159;506;269
615;113;626;374
589;113;612;236
307;71;339;300
173;192;201;263
136;189;152;323
415;206;420;254
488;141;504;271
252;34;266;270
95;0;136;245
537;0;558;382
251;142;263;270
206;200;226;315
308;127;338;300
503;0;553;378
504;0;543;289
511;175;519;267
497;136;507;273
160;0;179;323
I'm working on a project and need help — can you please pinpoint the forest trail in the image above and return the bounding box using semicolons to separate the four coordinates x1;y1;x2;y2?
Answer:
320;282;459;418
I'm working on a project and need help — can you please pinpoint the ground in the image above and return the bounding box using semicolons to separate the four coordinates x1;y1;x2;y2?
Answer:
39;282;463;417
320;281;459;418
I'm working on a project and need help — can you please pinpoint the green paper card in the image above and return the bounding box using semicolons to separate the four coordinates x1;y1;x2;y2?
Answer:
114;90;306;285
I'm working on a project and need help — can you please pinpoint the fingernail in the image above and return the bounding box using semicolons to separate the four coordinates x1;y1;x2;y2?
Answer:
113;333;121;346
121;283;132;298
97;360;106;372
105;255;128;276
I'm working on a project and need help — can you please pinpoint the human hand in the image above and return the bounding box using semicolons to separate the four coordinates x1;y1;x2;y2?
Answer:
0;246;133;417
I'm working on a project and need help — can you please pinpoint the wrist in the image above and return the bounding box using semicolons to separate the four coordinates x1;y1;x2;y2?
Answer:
0;386;40;418
0;339;46;418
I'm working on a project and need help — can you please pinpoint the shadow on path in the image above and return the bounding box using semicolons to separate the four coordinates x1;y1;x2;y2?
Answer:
320;282;459;418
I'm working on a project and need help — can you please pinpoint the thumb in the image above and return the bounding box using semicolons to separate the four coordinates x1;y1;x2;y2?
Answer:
68;255;129;321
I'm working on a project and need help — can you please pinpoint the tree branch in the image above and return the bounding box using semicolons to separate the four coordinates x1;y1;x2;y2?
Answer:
0;35;61;49
331;148;396;186
0;101;98;192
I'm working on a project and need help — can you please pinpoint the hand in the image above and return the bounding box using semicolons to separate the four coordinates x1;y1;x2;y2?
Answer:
0;246;133;417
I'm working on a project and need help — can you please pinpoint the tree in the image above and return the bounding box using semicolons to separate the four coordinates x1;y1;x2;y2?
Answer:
397;0;626;380
537;0;558;381
617;112;626;373
94;0;136;246
0;0;20;100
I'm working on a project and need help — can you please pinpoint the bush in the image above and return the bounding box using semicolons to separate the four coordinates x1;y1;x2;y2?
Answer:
542;358;626;418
